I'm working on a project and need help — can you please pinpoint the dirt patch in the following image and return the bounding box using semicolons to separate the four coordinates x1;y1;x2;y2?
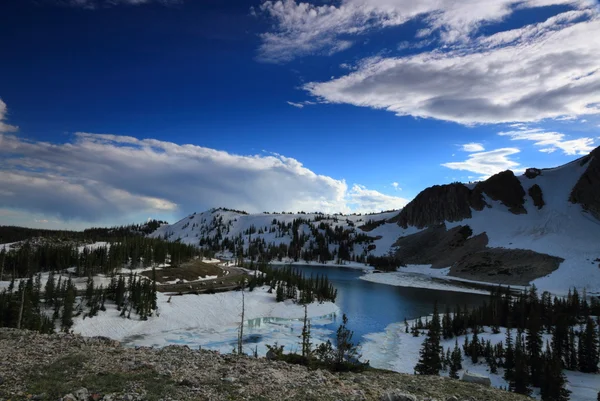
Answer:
393;224;563;285
450;248;563;285
141;260;224;284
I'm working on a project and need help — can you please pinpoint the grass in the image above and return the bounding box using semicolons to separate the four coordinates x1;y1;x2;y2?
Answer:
142;260;224;284
26;352;177;400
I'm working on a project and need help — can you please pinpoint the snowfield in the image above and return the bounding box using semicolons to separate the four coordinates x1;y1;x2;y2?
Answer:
72;286;339;354
360;266;493;295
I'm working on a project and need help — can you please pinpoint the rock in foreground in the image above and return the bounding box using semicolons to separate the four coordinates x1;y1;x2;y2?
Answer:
0;329;528;401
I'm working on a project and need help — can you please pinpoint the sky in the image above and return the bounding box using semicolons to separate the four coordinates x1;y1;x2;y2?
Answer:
1;0;599;230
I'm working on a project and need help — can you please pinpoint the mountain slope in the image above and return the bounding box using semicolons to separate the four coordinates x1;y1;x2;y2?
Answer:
150;209;414;265
390;146;600;295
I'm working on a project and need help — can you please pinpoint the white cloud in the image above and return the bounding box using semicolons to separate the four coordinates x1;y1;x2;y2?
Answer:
287;101;304;108
0;99;18;133
347;184;408;212
461;143;485;152
498;127;596;155
442;147;521;178
256;0;595;62
0;132;407;223
304;10;600;125
391;182;401;190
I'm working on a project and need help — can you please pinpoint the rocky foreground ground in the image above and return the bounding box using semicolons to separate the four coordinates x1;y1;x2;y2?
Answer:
0;329;527;401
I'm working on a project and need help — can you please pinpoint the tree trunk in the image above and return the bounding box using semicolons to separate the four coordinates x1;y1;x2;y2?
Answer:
238;289;245;355
17;287;25;330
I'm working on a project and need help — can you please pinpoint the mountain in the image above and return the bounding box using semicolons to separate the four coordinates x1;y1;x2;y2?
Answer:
152;147;600;295
150;208;408;266
388;146;600;295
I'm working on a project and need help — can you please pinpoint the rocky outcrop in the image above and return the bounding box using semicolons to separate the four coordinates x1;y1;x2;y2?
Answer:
0;329;529;401
569;146;600;221
450;248;563;285
392;170;527;229
472;170;526;214
391;184;485;229
528;184;545;209
524;168;542;179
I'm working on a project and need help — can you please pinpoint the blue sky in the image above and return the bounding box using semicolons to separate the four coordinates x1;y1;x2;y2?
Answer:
1;0;599;229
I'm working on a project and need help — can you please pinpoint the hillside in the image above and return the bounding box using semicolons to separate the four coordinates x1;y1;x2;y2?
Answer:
0;328;530;401
153;147;600;295
150;209;412;266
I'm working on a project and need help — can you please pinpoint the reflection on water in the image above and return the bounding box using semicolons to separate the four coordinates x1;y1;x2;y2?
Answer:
124;265;490;355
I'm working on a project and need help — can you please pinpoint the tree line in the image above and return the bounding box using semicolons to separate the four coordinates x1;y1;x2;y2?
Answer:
413;286;600;401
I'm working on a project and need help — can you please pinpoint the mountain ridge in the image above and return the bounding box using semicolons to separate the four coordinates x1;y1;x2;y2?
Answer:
153;146;600;295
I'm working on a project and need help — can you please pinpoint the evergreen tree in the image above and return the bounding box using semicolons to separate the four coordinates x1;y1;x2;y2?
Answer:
579;317;599;373
504;325;515;383
511;333;532;396
414;302;442;376
449;339;462;379
61;279;76;332
540;347;571;401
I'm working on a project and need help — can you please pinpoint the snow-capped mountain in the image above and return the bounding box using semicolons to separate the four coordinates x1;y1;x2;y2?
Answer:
389;146;600;295
150;208;410;264
152;146;600;294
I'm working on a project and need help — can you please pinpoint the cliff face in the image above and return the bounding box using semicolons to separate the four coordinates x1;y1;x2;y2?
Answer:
393;170;527;229
392;183;484;229
388;147;600;288
570;146;600;220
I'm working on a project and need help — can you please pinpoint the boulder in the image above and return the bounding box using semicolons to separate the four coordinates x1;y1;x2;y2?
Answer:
461;372;491;387
72;388;89;401
380;391;417;401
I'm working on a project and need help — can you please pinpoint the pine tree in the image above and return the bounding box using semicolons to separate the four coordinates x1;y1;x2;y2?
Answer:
333;314;361;368
414;302;442;376
526;300;544;387
579;317;599;373
540;347;571;401
511;333;532;396
504;325;515;383
449;339;462;379
44;271;55;307
61;280;76;332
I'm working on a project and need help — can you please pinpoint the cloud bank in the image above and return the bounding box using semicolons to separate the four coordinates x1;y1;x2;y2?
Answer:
0;132;408;224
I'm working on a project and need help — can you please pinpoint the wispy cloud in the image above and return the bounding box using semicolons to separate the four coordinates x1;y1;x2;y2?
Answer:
391;182;401;190
461;143;485;152
304;10;600;125
287;101;304;108
0;99;18;133
498;127;596;155
442;148;521;178
256;0;595;63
